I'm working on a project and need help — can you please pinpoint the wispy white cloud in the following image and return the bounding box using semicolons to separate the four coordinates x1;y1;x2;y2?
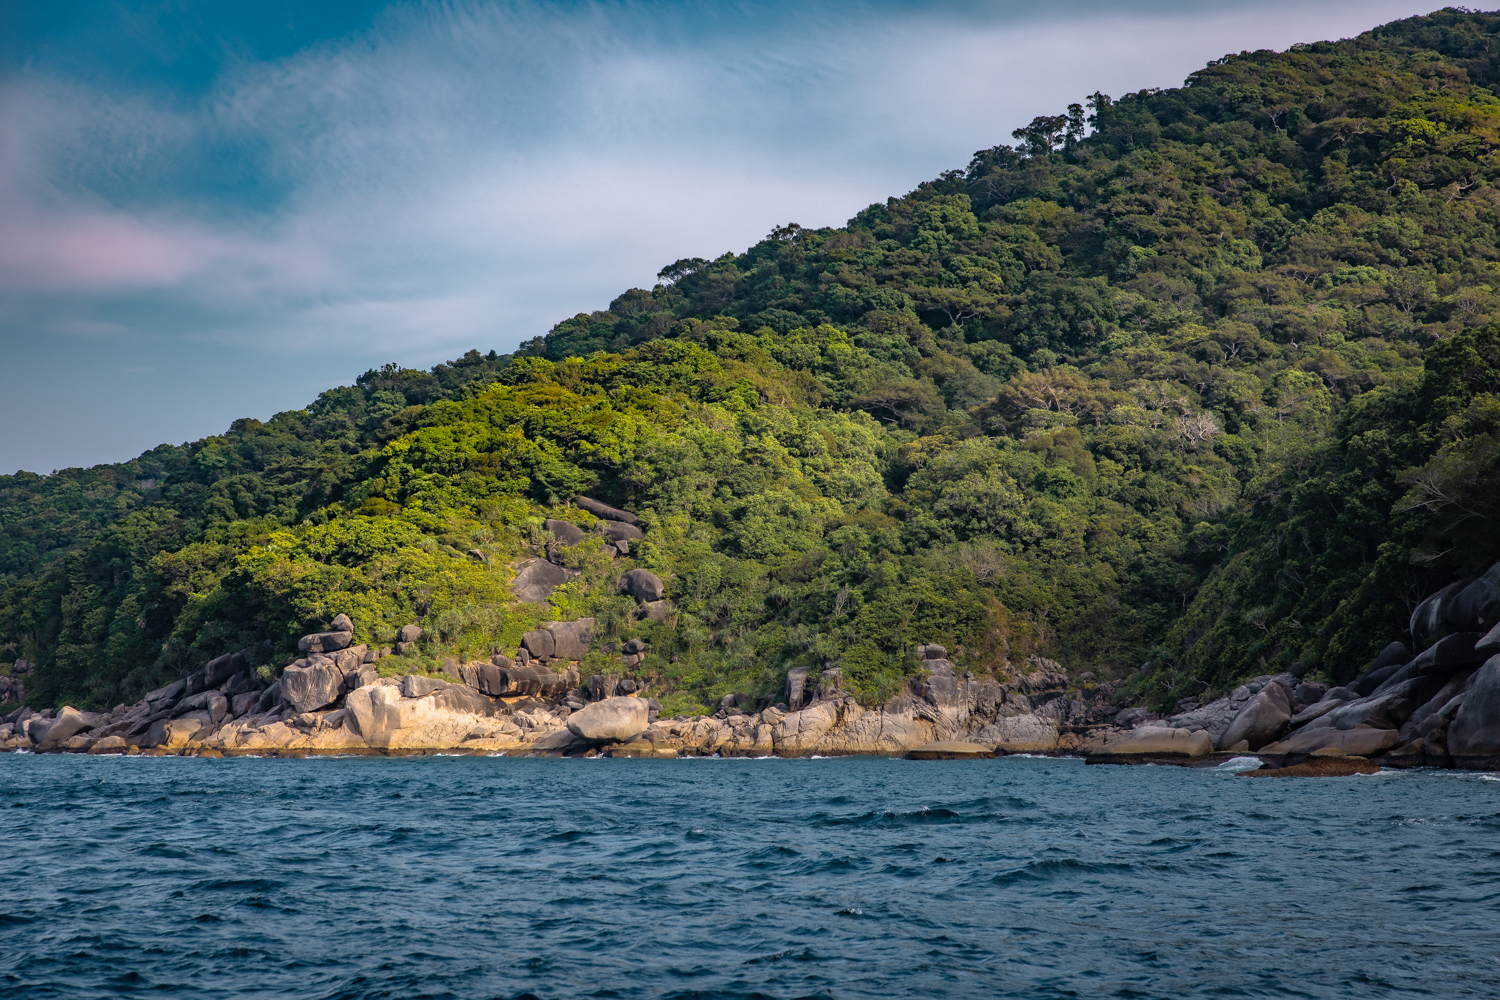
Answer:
0;0;1440;471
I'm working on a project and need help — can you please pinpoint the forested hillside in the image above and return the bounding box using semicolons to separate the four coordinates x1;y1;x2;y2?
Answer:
6;9;1500;714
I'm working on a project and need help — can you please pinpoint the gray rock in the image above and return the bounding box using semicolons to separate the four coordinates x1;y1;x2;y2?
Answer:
1261;727;1400;756
1400;666;1481;741
637;600;668;623
281;661;344;713
1477;620;1500;655
1450;655;1500;758
545;519;586;546
574;495;638;525
1442;562;1500;633
203;651;249;689
331;613;354;633
1114;707;1156;728
1167;697;1238;745
521;628;554;659
1412;582;1466;649
599;521;643;542
545;619;593;661
1297;675;1446;736
144;679;186;707
298;630;354;654
512;560;575;603
1349;641;1412;696
402;675;449;698
919;644;948;660
622;638;647;655
1218;681;1293;751
398;624;422;644
1293;682;1328;708
619;568;665;602
254;680;282;715
231;691;262;717
1370;633;1487;696
566;696;649;742
175;689;230;724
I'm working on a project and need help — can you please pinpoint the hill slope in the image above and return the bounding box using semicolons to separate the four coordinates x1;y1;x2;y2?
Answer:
5;9;1500;714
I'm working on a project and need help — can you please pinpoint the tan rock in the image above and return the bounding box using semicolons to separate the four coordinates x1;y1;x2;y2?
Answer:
976;713;1059;753
1260;727;1399;757
567;696;648;742
1100;726;1213;756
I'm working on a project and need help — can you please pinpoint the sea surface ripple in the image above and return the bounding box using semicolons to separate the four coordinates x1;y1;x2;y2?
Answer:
2;753;1499;999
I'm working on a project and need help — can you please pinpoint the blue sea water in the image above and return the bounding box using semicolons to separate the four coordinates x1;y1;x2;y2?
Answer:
2;753;1499;999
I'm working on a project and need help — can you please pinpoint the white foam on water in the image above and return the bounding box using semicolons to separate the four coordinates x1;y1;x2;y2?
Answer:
1215;756;1265;773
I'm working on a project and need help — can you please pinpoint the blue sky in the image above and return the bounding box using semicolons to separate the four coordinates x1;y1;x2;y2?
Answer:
0;0;1448;473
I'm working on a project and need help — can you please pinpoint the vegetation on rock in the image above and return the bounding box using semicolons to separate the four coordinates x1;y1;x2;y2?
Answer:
5;9;1500;714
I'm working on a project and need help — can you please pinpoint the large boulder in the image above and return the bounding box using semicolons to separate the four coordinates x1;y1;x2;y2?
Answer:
546;619;593;661
1101;727;1213;756
1349;642;1412;696
545;519;586;546
281;660;345;713
345;684;401;737
521;627;554;659
977;713;1059;752
298;630;354;654
202;651;249;689
398;624;422;644
35;706;96;749
599;521;643;542
1411;582;1467;649
1218;681;1294;750
574;496;639;525
144;713;210;748
402;675;449;698
175;690;230;725
619;569;665;602
330;613;354;633
512;560;575;603
1442;562;1500;633
1449;655;1500;759
567;696;649;742
1261;727;1400;756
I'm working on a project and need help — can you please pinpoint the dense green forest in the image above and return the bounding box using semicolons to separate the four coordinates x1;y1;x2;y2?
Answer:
6;9;1500;714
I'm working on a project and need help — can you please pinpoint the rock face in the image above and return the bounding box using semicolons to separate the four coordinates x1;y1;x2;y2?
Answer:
574;496;638;525
1449;655;1500;760
976;714;1059;752
1349;642;1413;696
1218;680;1294;751
281;659;346;713
1442;561;1500;633
512;560;575;603
1411;581;1469;648
567;697;648;742
618;569;665;602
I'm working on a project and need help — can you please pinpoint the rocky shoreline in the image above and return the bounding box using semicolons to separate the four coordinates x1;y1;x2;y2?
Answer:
8;561;1500;775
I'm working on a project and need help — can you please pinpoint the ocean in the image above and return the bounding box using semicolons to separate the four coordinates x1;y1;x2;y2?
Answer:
2;752;1498;998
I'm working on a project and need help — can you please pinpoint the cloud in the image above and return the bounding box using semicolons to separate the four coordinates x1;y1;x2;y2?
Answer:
0;0;1439;472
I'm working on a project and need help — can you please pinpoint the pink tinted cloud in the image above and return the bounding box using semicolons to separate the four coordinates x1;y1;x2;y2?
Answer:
0;209;223;292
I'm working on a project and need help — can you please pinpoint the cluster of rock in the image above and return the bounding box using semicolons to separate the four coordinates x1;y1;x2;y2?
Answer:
0;658;31;705
1;631;1111;758
511;496;667;614
1101;562;1500;770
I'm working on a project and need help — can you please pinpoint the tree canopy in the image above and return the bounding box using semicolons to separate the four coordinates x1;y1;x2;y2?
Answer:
6;10;1500;714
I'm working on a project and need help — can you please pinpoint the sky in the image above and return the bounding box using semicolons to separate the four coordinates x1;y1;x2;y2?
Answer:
0;0;1456;474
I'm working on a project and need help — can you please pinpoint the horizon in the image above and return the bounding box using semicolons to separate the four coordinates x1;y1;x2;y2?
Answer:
0;0;1454;475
